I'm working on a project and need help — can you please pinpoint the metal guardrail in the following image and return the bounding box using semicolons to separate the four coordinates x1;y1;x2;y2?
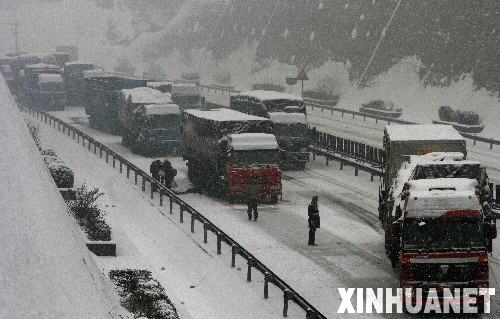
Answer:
26;106;327;319
305;99;500;149
309;130;384;179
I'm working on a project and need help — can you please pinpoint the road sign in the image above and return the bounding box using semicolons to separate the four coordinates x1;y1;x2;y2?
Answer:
296;66;309;81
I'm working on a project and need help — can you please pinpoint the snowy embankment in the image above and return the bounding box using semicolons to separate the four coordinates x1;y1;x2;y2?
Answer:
0;78;126;317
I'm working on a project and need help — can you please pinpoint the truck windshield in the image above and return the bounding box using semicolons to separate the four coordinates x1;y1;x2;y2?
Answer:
233;149;279;167
40;82;63;91
273;123;308;137
143;115;180;130
403;218;484;250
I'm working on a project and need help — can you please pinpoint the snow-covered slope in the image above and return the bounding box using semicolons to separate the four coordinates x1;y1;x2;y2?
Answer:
0;76;125;318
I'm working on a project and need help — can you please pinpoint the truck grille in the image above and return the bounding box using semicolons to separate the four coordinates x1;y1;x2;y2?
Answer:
411;263;477;282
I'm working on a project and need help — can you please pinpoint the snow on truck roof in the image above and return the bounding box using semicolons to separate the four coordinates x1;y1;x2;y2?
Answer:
185;108;269;122
234;90;303;102
227;133;279;150
268;112;307;124
135;103;180;116
385;124;464;141
121;87;172;104
64;60;93;67
405;178;481;217
38;73;63;83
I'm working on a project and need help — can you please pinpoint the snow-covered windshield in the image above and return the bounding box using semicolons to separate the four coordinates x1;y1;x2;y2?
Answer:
143;115;180;130
40;82;64;91
232;149;279;167
403;218;484;250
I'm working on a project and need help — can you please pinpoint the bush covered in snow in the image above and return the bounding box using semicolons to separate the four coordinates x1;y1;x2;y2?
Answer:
67;184;111;241
42;150;74;188
25;119;42;150
109;269;180;319
438;105;481;125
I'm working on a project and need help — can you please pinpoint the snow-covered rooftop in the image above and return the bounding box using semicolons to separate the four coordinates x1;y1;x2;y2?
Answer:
385;124;464;141
38;73;63;84
0;75;122;318
121;87;172;104
268;112;307;124
147;81;173;88
185;108;268;122
136;103;180;116
25;63;60;70
234;90;303;102
64;60;93;67
227;133;279;150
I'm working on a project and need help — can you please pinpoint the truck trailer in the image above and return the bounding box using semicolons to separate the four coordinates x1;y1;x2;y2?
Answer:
230;90;310;169
182;108;282;203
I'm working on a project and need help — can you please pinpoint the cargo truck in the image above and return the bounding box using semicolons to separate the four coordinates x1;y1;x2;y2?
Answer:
63;61;94;106
379;124;496;311
125;104;182;156
182;108;282;203
230;90;310;169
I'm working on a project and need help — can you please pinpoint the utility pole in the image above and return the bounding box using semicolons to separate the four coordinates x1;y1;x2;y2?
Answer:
0;22;20;52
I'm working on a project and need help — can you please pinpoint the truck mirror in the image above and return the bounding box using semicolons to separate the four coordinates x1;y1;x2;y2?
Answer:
490;223;497;240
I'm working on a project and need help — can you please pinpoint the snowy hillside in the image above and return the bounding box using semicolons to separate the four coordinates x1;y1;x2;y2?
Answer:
0;75;125;317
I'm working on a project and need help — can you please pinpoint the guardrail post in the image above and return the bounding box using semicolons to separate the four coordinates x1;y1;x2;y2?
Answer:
142;176;146;191
159;191;163;206
341;111;344;117
126;165;130;178
135;171;138;185
169;198;174;214
325;157;329;166
283;289;291;317
363;115;366;121
191;213;196;233
473;138;477;146
62;126;65;133
112;156;116;168
231;246;238;267
93;143;97;153
88;140;91;150
490;139;493;149
340;162;344;170
203;223;208;243
371;174;374;182
106;151;109;163
375;118;378;124
264;272;271;299
58;123;61;131
150;183;154;199
119;161;123;173
312;152;315;161
217;232;222;255
247;258;255;282
355;168;359;176
72;131;75;140
352;113;355;119
179;205;184;223
82;137;85;147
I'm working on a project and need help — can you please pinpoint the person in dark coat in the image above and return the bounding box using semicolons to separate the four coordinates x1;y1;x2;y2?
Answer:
247;183;259;221
308;196;320;246
160;159;177;188
149;160;162;191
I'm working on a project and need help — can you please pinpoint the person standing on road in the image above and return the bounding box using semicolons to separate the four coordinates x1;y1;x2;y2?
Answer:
149;159;162;192
308;196;320;246
247;183;259;221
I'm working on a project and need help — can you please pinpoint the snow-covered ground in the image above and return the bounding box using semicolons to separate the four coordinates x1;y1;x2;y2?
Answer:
0;79;127;317
36;106;500;317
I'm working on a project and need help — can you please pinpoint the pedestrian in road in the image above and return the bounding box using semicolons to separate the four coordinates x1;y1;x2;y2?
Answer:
308;196;320;246
149;159;162;192
160;159;177;189
247;183;259;221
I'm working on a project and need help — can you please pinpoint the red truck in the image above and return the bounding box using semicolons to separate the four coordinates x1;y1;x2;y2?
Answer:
182;108;282;203
392;178;495;311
